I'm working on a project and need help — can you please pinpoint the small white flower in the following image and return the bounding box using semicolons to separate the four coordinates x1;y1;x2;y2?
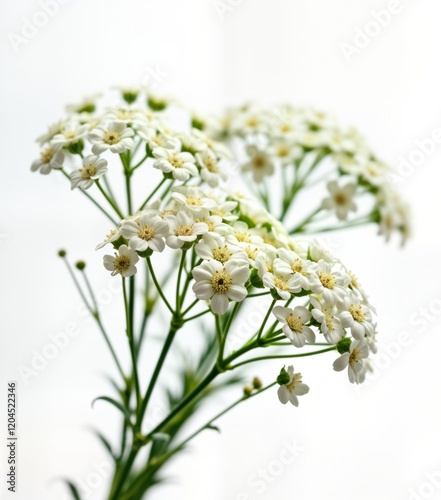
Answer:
70;155;108;190
268;139;302;166
339;293;374;340
89;121;135;154
171;187;216;213
322;180;357;221
31;147;64;175
121;212;170;253
51;122;89;148
195;149;228;187
309;260;350;305
96;227;121;250
152;147;197;181
36;120;65;146
166;212;208;249
195;234;247;264
310;296;345;344
277;366;309;406
103;244;139;277
242;147;274;183
273;248;314;289
273;306;315;348
192;259;249;314
333;339;369;384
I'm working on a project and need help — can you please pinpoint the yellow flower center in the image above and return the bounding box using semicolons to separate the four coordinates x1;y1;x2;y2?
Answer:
252;155;266;168
273;275;290;292
40;147;54;163
319;272;336;289
212;245;232;264
80;163;97;180
244;246;258;260
114;254;131;272
291;259;305;275
104;130;121;145
350;304;366;323
235;231;251;243
210;270;233;294
286;372;302;391
324;309;334;330
349;348;361;369
204;157;218;172
138;225;155;241
168;153;184;169
175;224;193;237
286;313;304;333
334;193;348;206
186;195;202;207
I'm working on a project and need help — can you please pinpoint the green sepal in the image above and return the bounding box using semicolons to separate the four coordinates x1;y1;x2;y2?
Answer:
277;366;290;385
123;91;138;104
336;337;351;354
67;139;84;155
148;97;167;111
138;248;154;259
250;268;264;289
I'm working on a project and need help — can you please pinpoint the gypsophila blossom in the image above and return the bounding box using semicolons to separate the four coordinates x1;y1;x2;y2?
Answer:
277;366;309;406
121;212;170;253
103;244;139;277
333;339;369;384
192;259;249;314
322;180;357;221
273;306;316;348
70;155;108;190
152;146;198;181
165;211;208;249
89;121;135;154
31;147;64;175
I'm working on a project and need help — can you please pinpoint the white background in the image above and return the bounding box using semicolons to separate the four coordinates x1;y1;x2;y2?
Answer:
1;1;441;499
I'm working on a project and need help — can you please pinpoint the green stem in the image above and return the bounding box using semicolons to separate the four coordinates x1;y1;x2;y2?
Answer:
138;178;167;211
146;258;174;314
123;278;141;408
175;250;187;313
228;346;337;369
95;179;124;219
290;207;322;234
60;169;118;225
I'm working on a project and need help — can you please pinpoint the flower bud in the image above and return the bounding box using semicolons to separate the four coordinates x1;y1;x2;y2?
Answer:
243;385;253;397
58;249;67;258
252;377;262;390
75;261;86;271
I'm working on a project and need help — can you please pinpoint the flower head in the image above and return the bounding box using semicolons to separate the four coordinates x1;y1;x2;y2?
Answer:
277;366;309;406
103;244;139;277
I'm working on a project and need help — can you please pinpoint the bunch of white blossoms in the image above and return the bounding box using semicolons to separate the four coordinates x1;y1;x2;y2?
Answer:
98;186;377;393
31;87;229;191
199;103;410;244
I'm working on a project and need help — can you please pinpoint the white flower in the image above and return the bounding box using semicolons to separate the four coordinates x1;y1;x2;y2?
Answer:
51;122;89;148
333;339;369;384
310;297;345;344
96;227;121;250
322;180;357;221
152;147;197;181
171;187;216;213
242;147;274;183
273;306;315;348
339;293;374;340
36;120;65;146
120;212;169;253
277;366;309;406
268;139;302;166
273;248;314;289
309;260;350;305
195;234;247;264
195;149;228;187
165;212;208;249
260;270;302;300
192;259;249;314
31;147;64;175
70;155;108;190
103;244;139;277
89;121;135;154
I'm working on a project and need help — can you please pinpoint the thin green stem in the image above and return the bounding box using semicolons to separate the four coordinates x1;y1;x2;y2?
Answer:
146;258;174;314
184;309;211;322
257;300;276;342
229;346;337;369
123;279;141;408
290;207;322;234
95;179;124;219
176;250;187;313
138;178;167;211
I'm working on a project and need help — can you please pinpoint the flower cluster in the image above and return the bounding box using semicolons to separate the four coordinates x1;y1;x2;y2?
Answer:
31;87;230;190
199;103;410;244
98;185;378;393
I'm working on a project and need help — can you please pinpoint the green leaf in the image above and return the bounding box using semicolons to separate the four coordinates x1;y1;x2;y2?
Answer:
91;396;132;424
63;480;82;500
90;429;116;461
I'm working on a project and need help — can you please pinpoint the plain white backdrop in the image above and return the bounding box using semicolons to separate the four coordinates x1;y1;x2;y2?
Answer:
1;1;441;499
